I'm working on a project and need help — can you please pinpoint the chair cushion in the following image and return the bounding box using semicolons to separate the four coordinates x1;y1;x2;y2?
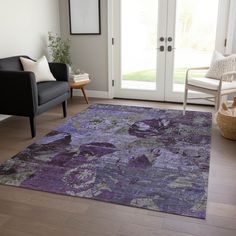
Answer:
37;81;69;105
188;77;236;91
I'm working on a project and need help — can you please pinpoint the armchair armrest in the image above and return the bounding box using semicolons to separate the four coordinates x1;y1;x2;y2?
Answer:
0;71;38;116
221;71;236;82
49;63;69;82
186;67;209;83
222;71;236;76
186;67;209;72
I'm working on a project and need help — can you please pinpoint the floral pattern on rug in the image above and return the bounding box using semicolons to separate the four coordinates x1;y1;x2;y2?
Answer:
0;104;212;218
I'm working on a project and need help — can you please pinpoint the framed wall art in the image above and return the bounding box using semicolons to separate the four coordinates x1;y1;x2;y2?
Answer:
69;0;101;35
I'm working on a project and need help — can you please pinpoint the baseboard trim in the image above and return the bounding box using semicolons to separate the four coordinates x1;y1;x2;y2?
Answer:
0;115;10;121
73;89;109;99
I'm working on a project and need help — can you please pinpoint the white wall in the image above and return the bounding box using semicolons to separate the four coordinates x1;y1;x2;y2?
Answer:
59;0;108;92
0;0;61;120
0;0;61;59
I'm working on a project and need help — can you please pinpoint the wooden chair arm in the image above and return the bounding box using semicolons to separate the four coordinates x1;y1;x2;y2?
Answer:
220;71;236;82
222;71;236;77
185;67;209;83
186;67;209;73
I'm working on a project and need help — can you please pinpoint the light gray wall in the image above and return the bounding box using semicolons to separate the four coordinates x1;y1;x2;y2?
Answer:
59;0;108;92
0;0;61;59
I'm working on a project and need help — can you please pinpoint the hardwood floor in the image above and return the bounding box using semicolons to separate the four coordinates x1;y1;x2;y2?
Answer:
0;97;235;236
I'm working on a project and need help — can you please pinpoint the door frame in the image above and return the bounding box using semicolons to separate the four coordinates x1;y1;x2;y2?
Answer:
107;0;114;99
108;0;230;101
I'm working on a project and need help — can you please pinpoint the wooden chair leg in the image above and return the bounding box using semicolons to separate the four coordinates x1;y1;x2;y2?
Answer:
29;116;36;138
215;93;221;112
62;101;67;118
81;87;89;104
183;86;188;115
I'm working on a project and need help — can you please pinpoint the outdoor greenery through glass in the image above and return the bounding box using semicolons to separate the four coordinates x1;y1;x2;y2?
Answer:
123;69;205;84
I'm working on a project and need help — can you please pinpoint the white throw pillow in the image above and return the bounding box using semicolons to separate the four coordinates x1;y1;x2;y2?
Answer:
20;56;56;83
209;50;225;67
206;51;236;81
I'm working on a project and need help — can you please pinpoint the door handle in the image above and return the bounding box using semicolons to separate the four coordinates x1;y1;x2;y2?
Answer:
158;46;165;52
167;46;176;52
168;45;172;52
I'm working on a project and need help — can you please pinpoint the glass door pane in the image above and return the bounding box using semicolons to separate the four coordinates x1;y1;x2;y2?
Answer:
121;0;158;91
173;0;219;92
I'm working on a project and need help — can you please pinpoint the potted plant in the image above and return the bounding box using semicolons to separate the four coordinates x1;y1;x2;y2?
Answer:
48;32;72;68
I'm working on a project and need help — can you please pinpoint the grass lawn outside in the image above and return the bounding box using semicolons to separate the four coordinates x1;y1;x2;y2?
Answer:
123;68;206;84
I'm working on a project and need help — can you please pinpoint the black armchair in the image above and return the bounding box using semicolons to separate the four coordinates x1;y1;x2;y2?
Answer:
0;55;70;138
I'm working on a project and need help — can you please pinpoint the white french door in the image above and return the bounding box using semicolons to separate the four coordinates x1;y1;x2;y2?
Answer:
112;0;166;100
111;0;229;102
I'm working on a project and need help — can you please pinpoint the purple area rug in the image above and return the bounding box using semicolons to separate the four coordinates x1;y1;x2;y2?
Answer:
0;104;212;218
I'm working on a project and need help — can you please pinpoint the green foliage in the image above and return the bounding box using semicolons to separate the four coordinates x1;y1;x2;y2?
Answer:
123;68;205;84
48;32;71;65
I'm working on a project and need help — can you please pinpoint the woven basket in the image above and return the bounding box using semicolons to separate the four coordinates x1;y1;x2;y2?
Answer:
216;98;236;141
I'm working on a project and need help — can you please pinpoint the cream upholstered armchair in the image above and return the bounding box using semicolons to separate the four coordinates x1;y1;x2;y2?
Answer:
183;53;236;114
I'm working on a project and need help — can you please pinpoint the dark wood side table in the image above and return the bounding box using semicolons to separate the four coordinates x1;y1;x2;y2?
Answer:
69;80;91;104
